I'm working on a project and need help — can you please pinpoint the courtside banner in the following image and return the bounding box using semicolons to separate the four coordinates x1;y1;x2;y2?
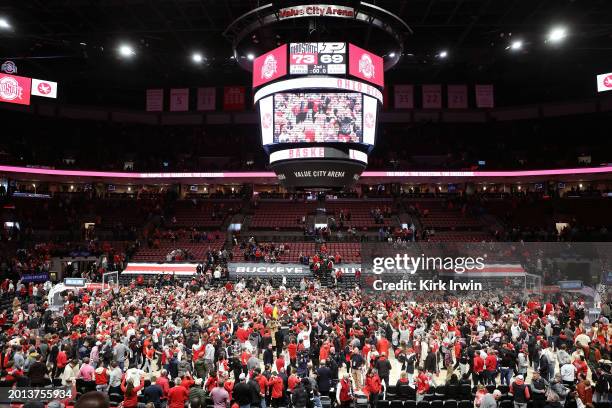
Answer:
229;263;309;277
146;89;164;112
596;72;612;92
0;73;31;105
123;263;197;275
31;78;58;99
360;242;611;304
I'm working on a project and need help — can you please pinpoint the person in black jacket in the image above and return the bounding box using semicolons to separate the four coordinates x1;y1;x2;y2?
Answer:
374;352;392;390
292;379;312;408
27;354;48;387
316;360;332;396
233;374;253;408
395;372;414;400
445;374;460;400
263;344;275;367
248;375;262;408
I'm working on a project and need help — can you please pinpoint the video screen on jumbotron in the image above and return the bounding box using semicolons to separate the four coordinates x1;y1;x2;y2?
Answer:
273;92;362;143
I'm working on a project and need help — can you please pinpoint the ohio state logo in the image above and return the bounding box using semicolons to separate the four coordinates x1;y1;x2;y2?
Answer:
37;82;52;95
262;112;272;129
604;74;612;88
261;54;277;80
1;61;17;74
0;77;23;100
364;112;375;129
358;53;375;79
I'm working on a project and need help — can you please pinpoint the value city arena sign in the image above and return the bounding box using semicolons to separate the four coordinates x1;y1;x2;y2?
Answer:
278;5;356;20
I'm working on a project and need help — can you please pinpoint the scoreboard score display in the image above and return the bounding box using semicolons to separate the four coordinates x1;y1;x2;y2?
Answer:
289;42;346;75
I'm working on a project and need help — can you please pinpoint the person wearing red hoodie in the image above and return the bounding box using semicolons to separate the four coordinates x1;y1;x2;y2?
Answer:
415;371;430;402
365;368;382;408
121;375;145;408
473;352;485;385
168;377;189;408
484;350;498;385
268;372;284;408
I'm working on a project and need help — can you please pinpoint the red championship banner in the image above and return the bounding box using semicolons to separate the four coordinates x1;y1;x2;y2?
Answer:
447;85;468;109
146;89;164;112
223;86;246;111
0;73;31;106
475;84;494;108
170;88;189;112
394;85;414;109
197;87;216;111
422;84;442;109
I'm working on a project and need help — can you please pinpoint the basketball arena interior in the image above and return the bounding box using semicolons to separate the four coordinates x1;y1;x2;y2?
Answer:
0;2;611;408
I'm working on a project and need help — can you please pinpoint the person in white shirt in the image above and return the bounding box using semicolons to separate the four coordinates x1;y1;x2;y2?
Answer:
62;360;80;386
559;362;576;386
298;322;312;349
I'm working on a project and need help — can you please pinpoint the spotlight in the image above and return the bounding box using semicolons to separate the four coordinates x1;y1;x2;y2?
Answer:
118;44;135;57
247;53;255;61
70;185;74;191
438;50;448;59
509;40;523;51
127;186;132;192
548;26;567;43
388;52;396;58
517;186;522;191
579;183;583;189
192;52;203;63
0;18;11;30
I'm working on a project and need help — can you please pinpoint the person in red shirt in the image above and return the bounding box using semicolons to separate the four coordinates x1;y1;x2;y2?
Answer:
364;368;382;408
473;352;485;385
206;371;219;393
94;363;109;393
121;375;145;408
415;371;430;402
484;350;498;385
376;337;390;357
287;340;298;366
288;371;300;392
268;372;284;407
168;378;189;408
275;355;285;373
336;373;354;408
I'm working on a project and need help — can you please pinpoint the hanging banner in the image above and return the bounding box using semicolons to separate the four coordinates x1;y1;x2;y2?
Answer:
596;72;612;92
447;84;468;109
394;85;414;109
31;78;58;99
0;73;31;106
223;86;246;111
197;87;216;111
146;89;164;112
475;84;494;108
422;84;442;109
170;88;189;112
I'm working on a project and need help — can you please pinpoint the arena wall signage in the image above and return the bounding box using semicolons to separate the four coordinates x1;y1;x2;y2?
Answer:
123;263;197;275
596;72;612;92
229;263;309;277
277;4;355;20
0;73;31;105
31;78;58;99
348;43;384;88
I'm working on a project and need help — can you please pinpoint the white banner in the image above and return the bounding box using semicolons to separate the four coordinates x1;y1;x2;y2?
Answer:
170;88;189;112
197;87;216;111
596;72;612;92
31;78;58;99
475;84;494;108
394;84;414;109
422;84;442;109
146;89;163;112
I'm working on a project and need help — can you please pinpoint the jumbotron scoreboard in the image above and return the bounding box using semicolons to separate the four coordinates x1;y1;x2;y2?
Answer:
253;42;384;190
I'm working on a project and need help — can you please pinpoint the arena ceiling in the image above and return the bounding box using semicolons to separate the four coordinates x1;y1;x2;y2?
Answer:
1;0;612;106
